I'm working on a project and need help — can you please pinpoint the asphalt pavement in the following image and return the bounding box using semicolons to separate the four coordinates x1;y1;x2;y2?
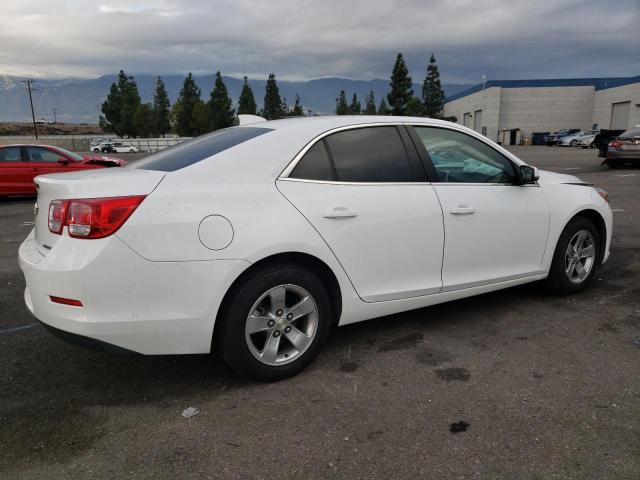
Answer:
1;146;638;479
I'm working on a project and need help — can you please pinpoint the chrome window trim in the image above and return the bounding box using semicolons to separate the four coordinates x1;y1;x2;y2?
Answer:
278;121;535;187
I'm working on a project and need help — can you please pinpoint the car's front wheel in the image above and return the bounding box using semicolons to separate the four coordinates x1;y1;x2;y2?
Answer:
215;262;332;381
545;216;600;294
570;140;577;147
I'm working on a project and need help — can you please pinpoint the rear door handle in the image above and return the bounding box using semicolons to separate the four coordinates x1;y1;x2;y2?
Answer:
450;206;476;215
323;206;357;219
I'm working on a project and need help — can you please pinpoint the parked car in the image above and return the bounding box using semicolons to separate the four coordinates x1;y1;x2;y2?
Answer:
577;133;599;148
19;117;612;381
558;130;600;147
594;129;626;157
543;129;580;146
92;142;115;153
90;139;114;153
110;143;138;153
0;144;126;196
604;127;640;168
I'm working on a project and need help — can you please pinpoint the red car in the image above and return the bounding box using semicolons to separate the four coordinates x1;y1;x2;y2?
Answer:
0;144;126;196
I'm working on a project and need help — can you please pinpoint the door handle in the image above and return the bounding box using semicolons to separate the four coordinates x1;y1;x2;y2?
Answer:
450;205;476;215
323;206;357;219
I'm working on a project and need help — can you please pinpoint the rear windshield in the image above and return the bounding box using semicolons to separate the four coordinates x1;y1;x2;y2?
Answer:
620;128;640;139
134;127;272;172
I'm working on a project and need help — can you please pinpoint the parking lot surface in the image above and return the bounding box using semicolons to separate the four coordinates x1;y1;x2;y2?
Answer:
1;147;638;479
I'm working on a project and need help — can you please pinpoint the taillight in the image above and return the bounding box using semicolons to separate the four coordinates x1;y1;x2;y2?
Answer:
48;196;145;239
48;199;68;234
609;140;622;149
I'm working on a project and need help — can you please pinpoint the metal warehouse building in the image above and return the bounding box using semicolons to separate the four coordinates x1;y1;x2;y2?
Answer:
443;76;640;145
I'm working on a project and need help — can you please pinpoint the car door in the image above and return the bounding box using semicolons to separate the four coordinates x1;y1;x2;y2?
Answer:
24;146;74;181
409;125;550;291
0;146;33;195
277;125;444;302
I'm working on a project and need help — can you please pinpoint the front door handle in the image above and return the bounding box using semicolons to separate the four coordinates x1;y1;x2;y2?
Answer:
450;205;476;215
323;206;357;219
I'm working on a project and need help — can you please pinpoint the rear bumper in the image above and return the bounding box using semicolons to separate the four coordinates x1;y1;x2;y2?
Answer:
606;150;640;161
19;229;249;355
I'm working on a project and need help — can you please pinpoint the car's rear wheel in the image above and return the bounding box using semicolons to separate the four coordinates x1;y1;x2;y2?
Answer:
545;216;600;294
607;159;619;169
215;262;332;381
129;149;135;153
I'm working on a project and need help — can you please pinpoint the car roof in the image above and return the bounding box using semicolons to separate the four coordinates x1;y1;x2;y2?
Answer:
0;144;60;148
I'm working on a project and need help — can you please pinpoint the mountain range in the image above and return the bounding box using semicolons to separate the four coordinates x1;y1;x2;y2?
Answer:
0;74;473;124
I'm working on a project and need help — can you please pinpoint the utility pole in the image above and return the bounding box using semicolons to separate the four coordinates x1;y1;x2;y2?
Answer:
52;108;57;124
21;79;38;139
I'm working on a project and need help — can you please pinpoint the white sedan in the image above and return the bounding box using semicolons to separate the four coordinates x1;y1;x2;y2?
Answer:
19;116;612;381
558;130;599;147
110;143;138;153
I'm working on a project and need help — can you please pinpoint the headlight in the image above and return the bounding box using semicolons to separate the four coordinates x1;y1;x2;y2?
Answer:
593;187;609;203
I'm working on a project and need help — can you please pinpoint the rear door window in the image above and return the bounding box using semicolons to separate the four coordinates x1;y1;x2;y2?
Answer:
325;127;413;182
25;147;61;162
135;127;273;172
0;147;23;162
290;141;335;181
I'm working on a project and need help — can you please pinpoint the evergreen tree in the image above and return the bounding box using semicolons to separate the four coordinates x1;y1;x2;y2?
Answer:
291;94;305;116
152;77;171;136
422;53;445;118
349;93;361;114
101;70;141;137
335;90;349;115
133;103;153;138
208;71;235;130
377;97;390;115
387;53;413;115
363;90;377;115
174;73;204;137
405;97;425;117
262;73;285;120
192;100;211;135
281;97;289;116
237;76;257;115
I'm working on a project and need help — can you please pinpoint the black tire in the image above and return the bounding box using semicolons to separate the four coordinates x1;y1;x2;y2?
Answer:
545;216;600;294
607;159;619;169
215;262;332;381
570;140;577;147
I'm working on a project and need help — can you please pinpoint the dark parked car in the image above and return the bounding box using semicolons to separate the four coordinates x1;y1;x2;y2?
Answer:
604;127;640;168
0;144;126;196
594;129;626;158
543;129;580;146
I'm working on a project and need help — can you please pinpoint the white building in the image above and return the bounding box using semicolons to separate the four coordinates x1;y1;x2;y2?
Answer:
443;76;640;145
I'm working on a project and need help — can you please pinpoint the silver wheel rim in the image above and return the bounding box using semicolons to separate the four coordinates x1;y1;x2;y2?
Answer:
245;284;319;366
565;230;596;284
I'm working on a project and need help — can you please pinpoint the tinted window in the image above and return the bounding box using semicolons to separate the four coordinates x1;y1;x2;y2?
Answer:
620;128;640;139
290;141;334;181
414;127;517;183
0;147;23;162
325;127;412;182
26;147;62;163
135;127;272;172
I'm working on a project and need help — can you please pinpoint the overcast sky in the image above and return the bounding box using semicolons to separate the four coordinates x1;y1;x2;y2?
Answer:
1;0;638;83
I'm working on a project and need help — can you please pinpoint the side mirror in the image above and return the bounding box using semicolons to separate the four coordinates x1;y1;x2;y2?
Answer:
518;165;539;184
57;157;70;165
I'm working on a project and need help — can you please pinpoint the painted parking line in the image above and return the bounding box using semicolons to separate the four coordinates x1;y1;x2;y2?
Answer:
20;221;35;226
612;209;625;212
613;174;637;177
561;167;580;170
0;323;39;334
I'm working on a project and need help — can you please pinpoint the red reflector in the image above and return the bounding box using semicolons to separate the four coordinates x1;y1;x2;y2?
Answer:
50;296;83;307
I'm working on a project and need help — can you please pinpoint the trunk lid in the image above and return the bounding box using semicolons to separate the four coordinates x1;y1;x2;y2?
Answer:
33;168;165;252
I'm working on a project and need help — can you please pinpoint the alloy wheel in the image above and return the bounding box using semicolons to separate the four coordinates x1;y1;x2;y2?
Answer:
245;284;319;366
564;230;596;284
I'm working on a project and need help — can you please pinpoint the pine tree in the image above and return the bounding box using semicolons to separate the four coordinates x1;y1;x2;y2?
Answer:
192;100;211;135
208;71;235;130
363;90;377;115
174;73;204;137
152;76;171;136
349;93;361;114
262;73;285;120
291;94;305;116
237;76;257;115
101;70;141;137
405;97;425;117
387;53;413;115
377;97;390;115
335;90;349;115
119;73;141;137
133;103;153;138
422;53;445;118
